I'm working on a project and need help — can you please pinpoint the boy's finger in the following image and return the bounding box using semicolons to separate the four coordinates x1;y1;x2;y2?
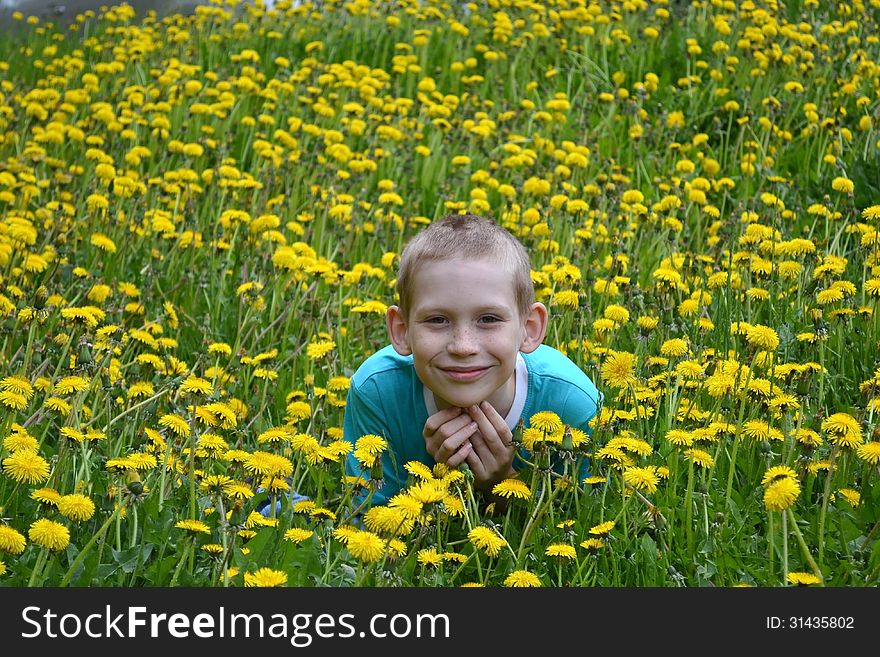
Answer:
464;449;486;481
467;405;498;462
424;411;469;443
435;421;477;462
445;440;472;468
423;406;462;435
478;401;514;453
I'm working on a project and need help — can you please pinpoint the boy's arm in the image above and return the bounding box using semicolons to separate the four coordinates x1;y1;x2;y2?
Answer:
561;385;604;481
343;379;403;508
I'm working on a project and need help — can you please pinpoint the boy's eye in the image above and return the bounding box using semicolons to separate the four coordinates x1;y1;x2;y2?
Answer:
425;317;447;324
480;316;501;323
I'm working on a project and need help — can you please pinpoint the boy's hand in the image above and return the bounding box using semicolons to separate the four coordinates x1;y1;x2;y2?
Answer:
423;407;476;469
463;401;516;491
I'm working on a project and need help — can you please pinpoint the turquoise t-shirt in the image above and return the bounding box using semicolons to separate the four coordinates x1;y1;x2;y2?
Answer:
343;344;603;507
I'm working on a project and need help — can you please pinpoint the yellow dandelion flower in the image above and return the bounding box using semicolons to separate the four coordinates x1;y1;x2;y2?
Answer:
545;543;577;560
837;488;860;507
57;494;96;522
0;525;27;555
364;506;412;536
492;478;531;500
821;413;862;448
857;442;880;465
158;413;191;437
3;426;39;452
306;340;336;359
407;480;447;505
29;519;70;551
346;530;385;563
283;528;314;543
787;572;821;586
684;449;714;469
764;478;800;512
404;461;435;481
353;434;387;467
580;538;605;551
90;233;117;253
208;342;232;356
660;338;689;358
831;176;854;193
746;324;779;351
761;466;798;486
468;526;506;557
529;411;562;434
31;487;61;506
175;519;211;534
244;568;288;587
601;351;637;389
55;375;90;395
623;466;660;493
179;376;213;396
504;570;542;587
2;450;50;484
1;376;34;398
417;548;443;567
0;390;27;411
589;521;615;536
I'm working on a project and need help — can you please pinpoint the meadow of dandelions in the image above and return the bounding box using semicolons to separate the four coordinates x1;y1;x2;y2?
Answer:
0;0;879;587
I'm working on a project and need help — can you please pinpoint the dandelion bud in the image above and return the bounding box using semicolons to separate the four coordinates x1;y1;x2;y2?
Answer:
512;418;524;446
561;427;574;451
537;449;552;471
369;460;384;482
126;471;143;495
33;285;49;310
78;342;94;366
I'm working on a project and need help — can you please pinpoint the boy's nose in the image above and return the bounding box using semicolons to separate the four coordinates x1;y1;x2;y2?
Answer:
447;328;478;355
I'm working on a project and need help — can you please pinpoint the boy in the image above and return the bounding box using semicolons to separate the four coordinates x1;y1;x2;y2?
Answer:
343;213;602;507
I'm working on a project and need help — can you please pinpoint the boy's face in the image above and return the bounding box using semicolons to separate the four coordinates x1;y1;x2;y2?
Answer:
387;257;546;410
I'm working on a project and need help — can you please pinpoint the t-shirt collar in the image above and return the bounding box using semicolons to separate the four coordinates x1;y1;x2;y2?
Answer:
422;353;527;430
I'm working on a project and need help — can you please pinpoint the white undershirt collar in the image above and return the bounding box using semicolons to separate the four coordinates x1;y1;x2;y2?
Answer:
422;353;527;430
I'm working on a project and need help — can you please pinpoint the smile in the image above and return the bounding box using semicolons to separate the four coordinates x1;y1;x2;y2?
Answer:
441;367;489;381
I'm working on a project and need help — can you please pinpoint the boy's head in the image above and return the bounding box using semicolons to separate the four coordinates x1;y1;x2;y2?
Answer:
386;214;548;410
394;213;535;324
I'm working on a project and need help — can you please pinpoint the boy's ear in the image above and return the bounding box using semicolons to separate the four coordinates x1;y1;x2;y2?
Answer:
519;302;548;354
386;305;413;356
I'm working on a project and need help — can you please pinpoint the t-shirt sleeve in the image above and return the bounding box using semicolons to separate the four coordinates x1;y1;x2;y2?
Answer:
343;377;403;507
562;384;603;434
560;383;604;481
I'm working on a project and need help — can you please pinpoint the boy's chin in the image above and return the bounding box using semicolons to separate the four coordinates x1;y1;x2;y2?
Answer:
437;390;486;409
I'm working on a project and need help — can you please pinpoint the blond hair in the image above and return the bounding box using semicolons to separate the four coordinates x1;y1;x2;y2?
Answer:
395;214;534;321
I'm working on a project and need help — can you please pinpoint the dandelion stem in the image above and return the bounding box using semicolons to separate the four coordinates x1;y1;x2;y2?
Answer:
725;358;755;512
685;460;695;557
515;482;548;566
768;509;776;581
782;509;789;585
60;503;124;586
787;508;824;585
27;548;49;588
169;537;193;587
817;446;837;567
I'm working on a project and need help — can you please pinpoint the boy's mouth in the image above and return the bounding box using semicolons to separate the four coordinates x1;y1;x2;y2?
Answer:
440;366;489;381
